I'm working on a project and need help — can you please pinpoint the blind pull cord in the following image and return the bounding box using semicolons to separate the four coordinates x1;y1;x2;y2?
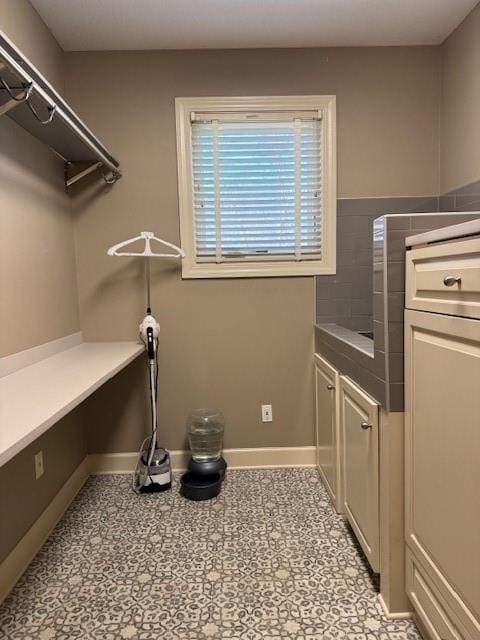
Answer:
294;118;303;261
212;119;222;264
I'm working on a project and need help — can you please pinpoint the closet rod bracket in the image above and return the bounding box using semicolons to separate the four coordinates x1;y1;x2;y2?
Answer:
65;162;122;190
66;161;104;189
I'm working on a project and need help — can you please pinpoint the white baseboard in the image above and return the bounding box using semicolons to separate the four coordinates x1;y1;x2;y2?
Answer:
223;446;316;469
0;456;90;604
89;446;316;474
378;593;413;620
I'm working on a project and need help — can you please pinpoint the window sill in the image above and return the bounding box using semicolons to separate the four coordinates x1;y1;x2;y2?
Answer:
181;261;336;278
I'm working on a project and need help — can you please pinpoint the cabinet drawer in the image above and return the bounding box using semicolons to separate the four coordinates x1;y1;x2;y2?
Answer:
406;551;467;640
406;237;480;318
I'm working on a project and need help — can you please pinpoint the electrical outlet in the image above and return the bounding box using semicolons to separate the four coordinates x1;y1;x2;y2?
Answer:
34;451;44;479
261;404;273;422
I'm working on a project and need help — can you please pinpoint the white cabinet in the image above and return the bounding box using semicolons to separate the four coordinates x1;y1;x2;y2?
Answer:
340;376;380;572
314;355;407;609
405;232;480;639
406;549;465;640
406;550;470;640
314;354;341;512
405;309;480;639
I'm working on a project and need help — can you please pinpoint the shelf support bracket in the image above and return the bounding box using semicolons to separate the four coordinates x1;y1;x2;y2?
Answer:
66;162;104;189
0;96;23;116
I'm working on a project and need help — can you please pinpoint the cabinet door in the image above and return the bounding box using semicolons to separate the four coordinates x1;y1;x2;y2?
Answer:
405;310;480;638
340;376;379;572
314;354;341;511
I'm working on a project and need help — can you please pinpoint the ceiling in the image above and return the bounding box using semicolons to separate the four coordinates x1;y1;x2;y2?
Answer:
30;0;478;51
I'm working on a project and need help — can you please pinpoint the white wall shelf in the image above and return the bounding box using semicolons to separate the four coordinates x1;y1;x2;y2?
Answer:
0;30;121;188
0;341;143;467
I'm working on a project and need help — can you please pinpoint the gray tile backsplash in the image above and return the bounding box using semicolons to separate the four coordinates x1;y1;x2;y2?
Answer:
439;179;480;213
316;196;439;332
315;206;480;412
335;196;439;216
385;261;404;293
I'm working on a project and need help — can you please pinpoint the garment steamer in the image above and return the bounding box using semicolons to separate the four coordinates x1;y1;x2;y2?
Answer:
107;231;185;493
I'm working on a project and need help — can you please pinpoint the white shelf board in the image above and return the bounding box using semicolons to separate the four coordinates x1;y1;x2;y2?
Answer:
0;341;143;467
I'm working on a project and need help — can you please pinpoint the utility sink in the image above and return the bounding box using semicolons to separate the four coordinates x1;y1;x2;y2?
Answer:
358;331;374;340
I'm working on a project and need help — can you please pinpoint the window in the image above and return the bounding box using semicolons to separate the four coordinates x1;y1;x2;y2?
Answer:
175;96;336;278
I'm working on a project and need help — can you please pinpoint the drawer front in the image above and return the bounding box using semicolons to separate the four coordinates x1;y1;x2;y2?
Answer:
406;551;470;640
406;237;480;318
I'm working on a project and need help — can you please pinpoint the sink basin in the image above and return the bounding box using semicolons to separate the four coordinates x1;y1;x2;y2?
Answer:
358;331;374;340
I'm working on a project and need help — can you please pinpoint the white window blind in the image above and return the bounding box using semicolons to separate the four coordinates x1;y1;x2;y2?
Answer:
191;113;323;263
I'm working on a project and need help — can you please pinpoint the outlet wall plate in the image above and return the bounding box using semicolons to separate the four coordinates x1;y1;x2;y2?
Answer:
261;404;273;422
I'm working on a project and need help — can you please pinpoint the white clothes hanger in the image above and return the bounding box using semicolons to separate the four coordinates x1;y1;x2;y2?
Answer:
107;231;185;259
107;231;185;312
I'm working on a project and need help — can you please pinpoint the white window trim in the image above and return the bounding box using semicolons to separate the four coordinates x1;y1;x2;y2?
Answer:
175;95;336;279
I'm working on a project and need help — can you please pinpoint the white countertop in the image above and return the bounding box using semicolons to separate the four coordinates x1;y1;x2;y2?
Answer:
406;216;480;248
0;341;143;467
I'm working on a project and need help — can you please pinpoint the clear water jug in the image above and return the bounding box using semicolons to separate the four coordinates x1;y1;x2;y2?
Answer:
187;409;225;462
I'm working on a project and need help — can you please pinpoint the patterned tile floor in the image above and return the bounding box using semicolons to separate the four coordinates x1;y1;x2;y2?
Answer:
0;469;422;640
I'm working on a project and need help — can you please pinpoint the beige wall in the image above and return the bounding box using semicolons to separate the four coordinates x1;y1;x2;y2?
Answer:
0;0;79;357
64;46;440;452
0;0;63;91
0;0;85;562
0;408;86;563
440;2;480;193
